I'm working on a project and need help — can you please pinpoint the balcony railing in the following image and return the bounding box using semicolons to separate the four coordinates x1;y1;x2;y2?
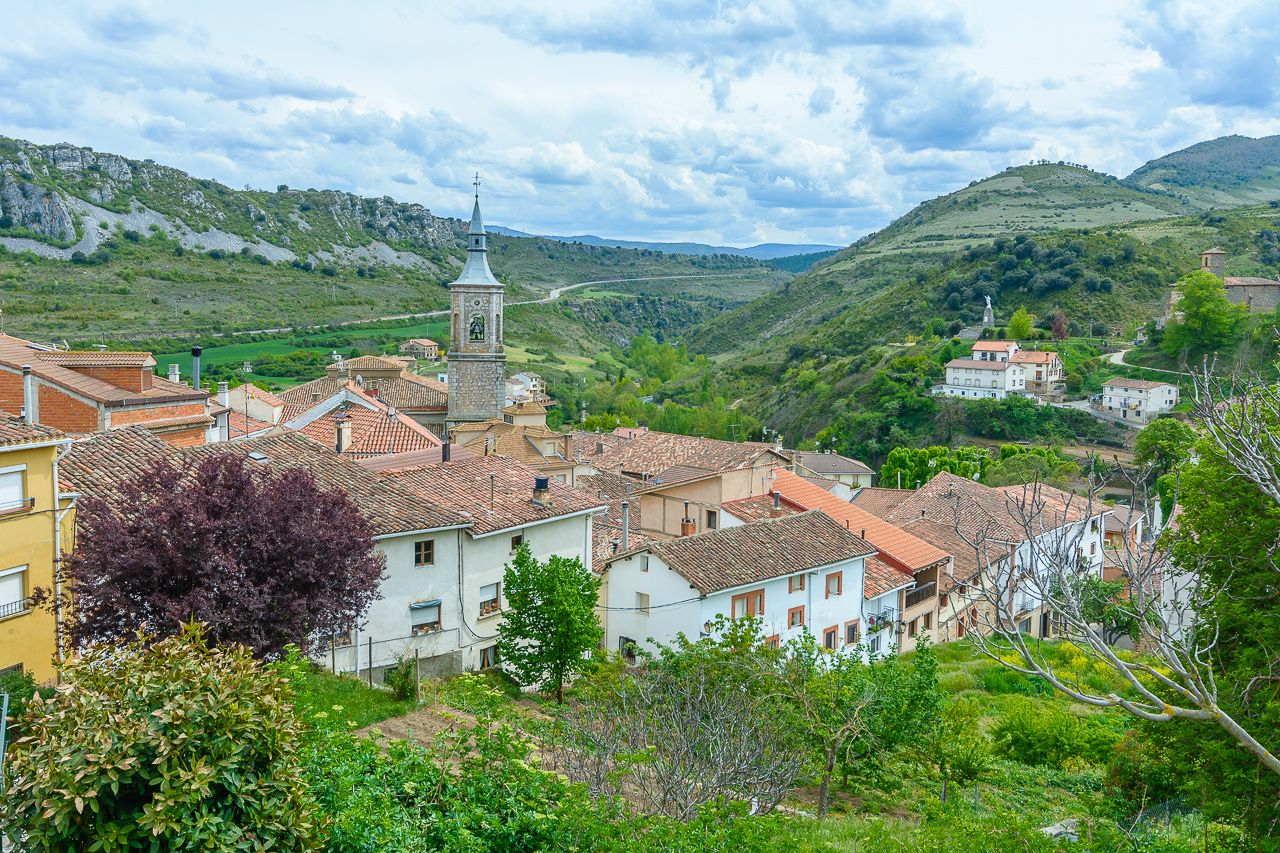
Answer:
905;582;937;609
866;609;897;631
0;597;32;619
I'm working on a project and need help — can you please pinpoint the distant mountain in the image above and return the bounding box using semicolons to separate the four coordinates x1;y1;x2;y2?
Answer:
1123;134;1280;209
488;226;838;259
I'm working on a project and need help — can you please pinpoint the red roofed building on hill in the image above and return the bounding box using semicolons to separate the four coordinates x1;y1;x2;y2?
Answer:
0;333;222;446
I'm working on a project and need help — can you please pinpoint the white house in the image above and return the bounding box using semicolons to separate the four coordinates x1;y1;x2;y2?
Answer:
1099;378;1179;424
971;340;1020;362
602;510;883;660
935;358;1027;400
1010;350;1065;398
789;450;874;488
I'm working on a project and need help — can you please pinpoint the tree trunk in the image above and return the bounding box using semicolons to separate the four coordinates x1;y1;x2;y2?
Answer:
556;676;563;704
940;775;948;803
817;746;837;819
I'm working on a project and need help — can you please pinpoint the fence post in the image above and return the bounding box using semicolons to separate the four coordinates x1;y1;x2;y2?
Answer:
330;635;336;674
367;636;374;688
414;648;420;704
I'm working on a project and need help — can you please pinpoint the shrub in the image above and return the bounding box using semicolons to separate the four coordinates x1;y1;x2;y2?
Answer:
976;665;1053;696
0;668;52;737
992;699;1122;768
1;624;317;848
1205;822;1252;853
382;654;417;701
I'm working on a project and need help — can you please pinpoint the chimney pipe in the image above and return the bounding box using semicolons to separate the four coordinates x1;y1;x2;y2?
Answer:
167;363;180;383
335;413;352;454
621;489;631;547
190;346;202;390
217;381;229;407
771;491;782;517
21;365;36;425
442;441;452;462
680;500;696;537
532;475;551;507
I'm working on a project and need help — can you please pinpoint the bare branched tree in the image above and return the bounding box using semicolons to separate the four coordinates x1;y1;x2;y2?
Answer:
933;442;1280;775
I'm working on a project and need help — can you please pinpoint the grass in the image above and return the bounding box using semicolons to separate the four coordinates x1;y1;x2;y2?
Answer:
282;656;415;732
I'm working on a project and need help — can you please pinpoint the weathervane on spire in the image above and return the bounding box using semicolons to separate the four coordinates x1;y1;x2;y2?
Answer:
473;172;481;199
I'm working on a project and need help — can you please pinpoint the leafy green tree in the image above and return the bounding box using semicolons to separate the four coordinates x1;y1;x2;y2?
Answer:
982;445;1080;487
1161;270;1245;360
497;544;602;702
879;445;989;489
1008;306;1034;340
1;624;316;849
1077;577;1142;645
913;698;992;802
1133;417;1196;477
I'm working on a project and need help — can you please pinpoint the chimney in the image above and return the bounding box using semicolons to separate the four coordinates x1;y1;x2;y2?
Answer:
621;485;631;546
680;500;696;537
770;491;783;518
335;413;352;454
216;381;229;407
532;475;551;507
21;365;36;425
311;391;321;403
596;440;605;455
190;346;202;390
167;363;180;383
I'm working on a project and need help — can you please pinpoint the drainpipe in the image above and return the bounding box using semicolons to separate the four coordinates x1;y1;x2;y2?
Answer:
51;439;77;681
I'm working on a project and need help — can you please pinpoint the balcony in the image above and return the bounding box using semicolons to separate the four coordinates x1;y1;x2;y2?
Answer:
0;597;32;620
905;582;937;609
866;608;897;632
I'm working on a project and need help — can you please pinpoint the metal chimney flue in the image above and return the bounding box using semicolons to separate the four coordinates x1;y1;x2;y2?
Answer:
771;491;783;518
190;346;202;390
167;363;180;383
532;475;551;507
441;441;452;462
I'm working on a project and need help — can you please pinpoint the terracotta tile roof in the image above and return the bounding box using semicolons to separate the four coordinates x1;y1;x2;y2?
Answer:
946;358;1015;371
341;355;409;371
0;411;65;447
135;412;215;431
39;351;156;368
592;518;651;570
403;338;438;346
1010;350;1059;365
577;470;643;527
721;492;806;522
59;427;176;502
297;401;441;458
1103;377;1173;391
381;455;605;535
771;469;949;572
355;444;478;472
187;431;469;535
1105;504;1142;532
238;383;285;407
0;334;207;407
790;450;873;476
228;411;274;438
450;420;570;466
851;486;913;518
588;430;784;479
625;510;875;595
972;341;1017;351
502;400;546;415
572;430;629;462
644;464;716;487
279;371;447;419
898;517;1000;594
864;555;914;599
1225;276;1280;286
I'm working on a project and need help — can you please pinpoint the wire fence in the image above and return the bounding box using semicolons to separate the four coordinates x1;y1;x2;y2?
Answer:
327;628;498;686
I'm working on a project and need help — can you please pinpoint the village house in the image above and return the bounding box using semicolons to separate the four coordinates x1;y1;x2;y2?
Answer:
1199;247;1280;312
0;413;76;683
972;340;1020;362
1098;378;1179;424
398;338;441;361
505;371;550;406
224;382;286;440
0;333;222;446
278;355;449;436
935;357;1027;400
788;450;874;489
576;429;791;539
602;511;878;660
1010;350;1065;398
854;472;1108;641
448;400;577;485
281;381;442;458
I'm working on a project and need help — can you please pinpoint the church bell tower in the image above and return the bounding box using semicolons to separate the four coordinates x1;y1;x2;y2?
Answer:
446;176;507;427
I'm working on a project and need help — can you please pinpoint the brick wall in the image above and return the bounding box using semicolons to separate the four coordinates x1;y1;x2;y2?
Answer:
38;384;100;432
156;426;208;448
65;366;152;392
0;369;23;414
109;402;206;426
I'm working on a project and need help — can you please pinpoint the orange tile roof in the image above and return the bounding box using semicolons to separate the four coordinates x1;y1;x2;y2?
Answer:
972;341;1017;351
721;492;807;522
770;469;948;571
588;430;784;478
298;402;442;458
0;411;65;447
279;371;447;418
228;411;274;438
355;444;478;472
864;556;914;598
39;351;156;367
1010;350;1059;364
238;382;285;407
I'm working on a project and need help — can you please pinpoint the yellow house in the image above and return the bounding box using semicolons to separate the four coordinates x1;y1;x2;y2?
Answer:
0;412;75;683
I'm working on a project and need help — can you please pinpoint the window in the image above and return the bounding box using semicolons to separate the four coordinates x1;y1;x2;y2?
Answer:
414;539;435;567
411;600;442;635
640;555;649;573
788;574;805;593
0;566;27;619
479;645;499;669
510;534;524;553
868;634;882;655
907;618;918;638
705;509;718;530
825;571;842;599
922;612;932;631
787;605;805;628
1018;618;1032;634
845;620;860;646
480;582;501;616
618;637;637;664
327;624;353;647
823;626;838;650
0;468;25;513
635;592;650;615
765;634;780;650
731;589;764;618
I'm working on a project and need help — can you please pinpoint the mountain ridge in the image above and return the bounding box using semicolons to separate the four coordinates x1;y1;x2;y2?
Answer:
487;226;838;259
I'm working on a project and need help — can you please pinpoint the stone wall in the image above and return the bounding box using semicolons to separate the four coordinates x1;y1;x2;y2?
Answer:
446;356;506;424
1225;284;1280;313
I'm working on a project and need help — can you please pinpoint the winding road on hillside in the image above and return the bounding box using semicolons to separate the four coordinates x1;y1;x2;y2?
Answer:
217;272;765;339
1107;348;1190;376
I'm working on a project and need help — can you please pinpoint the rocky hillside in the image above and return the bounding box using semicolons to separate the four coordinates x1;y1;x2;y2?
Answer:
1124;134;1280;209
0;137;465;266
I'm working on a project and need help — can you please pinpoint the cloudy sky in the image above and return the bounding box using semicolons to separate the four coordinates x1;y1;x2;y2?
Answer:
4;1;1279;246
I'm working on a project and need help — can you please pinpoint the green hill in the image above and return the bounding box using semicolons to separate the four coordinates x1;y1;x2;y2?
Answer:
1124;134;1280;209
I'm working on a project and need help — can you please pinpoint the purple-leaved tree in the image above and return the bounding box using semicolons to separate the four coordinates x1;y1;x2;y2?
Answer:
56;454;385;658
